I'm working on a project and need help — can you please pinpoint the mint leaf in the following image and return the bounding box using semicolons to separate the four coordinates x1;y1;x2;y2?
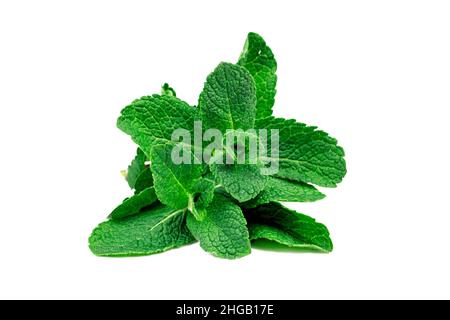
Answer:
211;162;266;202
150;142;212;220
108;187;158;220
256;116;346;187
189;177;216;220
133;169;154;194
244;202;333;252
117;94;197;157
125;148;152;191
186;195;251;259
243;176;325;208
161;83;176;97
209;130;267;202
199;62;256;132
238;32;277;119
89;205;195;257
125;148;146;189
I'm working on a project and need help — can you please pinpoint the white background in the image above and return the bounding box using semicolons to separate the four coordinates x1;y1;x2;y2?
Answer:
1;0;449;300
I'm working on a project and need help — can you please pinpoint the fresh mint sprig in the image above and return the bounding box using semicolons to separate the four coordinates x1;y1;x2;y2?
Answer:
89;33;346;259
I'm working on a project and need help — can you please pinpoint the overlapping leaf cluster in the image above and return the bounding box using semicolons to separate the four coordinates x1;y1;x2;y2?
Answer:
89;33;346;259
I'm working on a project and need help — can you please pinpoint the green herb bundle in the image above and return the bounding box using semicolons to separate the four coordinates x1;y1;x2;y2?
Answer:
89;33;346;259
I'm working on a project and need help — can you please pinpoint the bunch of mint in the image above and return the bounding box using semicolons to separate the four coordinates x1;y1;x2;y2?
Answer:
89;33;346;259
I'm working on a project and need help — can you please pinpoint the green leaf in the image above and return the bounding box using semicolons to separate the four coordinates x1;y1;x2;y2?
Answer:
244;202;333;252
238;32;277;119
125;148;146;189
199;62;256;132
186;195;251;259
150;142;212;220
117;94;197;157
243;176;325;208
189;177;216;220
89;205;195;257
161;83;176;97
210;162;266;202
108;187;158;220
133;169;154;194
125;148;152;190
256;116;346;187
209;130;267;202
